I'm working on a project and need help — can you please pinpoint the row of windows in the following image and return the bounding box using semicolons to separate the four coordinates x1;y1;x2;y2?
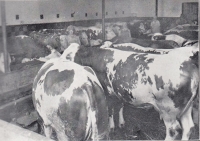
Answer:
15;11;125;20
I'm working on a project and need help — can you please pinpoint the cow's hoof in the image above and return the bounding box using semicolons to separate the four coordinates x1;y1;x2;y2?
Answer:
110;128;115;133
119;123;125;128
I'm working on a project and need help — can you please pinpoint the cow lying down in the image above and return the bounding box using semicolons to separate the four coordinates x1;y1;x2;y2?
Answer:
152;33;198;47
32;55;109;140
62;43;199;140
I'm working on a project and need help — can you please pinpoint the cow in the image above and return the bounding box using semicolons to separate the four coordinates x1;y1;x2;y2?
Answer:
79;32;102;47
102;41;172;54
29;31;62;53
62;43;199;140
74;25;116;40
163;24;198;41
22;45;61;63
166;31;198;41
164;24;198;40
32;54;109;141
127;20;151;39
151;33;193;47
3;35;54;65
110;35;179;49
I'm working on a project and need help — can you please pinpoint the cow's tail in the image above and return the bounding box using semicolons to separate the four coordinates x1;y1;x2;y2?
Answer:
177;66;199;119
182;40;198;47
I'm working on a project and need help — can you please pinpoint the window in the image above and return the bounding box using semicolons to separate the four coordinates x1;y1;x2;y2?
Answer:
40;14;44;19
16;15;19;20
57;14;59;18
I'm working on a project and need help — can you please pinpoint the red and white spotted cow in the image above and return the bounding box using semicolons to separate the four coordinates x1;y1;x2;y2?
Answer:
62;43;199;140
152;33;189;47
29;31;62;53
32;55;109;140
102;41;172;54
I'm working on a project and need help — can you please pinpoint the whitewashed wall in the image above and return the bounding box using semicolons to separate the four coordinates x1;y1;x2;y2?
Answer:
130;0;198;17
130;0;155;17
158;0;198;17
0;0;132;26
0;0;198;26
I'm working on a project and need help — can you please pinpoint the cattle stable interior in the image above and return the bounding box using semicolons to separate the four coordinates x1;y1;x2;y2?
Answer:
0;0;199;141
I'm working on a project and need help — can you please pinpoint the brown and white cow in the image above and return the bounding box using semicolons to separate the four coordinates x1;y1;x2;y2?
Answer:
29;31;62;53
62;43;199;140
151;33;197;47
104;41;174;54
164;24;198;40
32;55;109;141
110;35;179;49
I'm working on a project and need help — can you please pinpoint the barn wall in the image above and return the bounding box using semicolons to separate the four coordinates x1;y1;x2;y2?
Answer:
105;0;132;18
158;0;198;17
130;0;155;17
0;0;132;26
130;0;198;17
1;0;198;26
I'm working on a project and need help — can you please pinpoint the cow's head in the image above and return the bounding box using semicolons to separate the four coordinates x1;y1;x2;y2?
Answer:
105;27;116;40
79;32;89;46
66;25;76;35
151;33;165;40
112;25;121;36
100;41;113;48
60;35;68;52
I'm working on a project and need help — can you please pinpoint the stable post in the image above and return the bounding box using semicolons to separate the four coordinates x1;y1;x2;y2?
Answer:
1;1;9;73
155;0;158;16
102;0;105;41
198;1;200;140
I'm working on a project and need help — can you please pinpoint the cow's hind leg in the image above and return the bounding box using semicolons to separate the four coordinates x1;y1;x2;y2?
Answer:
107;95;116;132
118;104;125;128
109;110;115;132
47;110;70;141
163;117;181;140
43;124;52;138
180;103;194;140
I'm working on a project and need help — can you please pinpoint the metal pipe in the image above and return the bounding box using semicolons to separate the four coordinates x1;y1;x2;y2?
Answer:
102;0;105;41
1;1;9;73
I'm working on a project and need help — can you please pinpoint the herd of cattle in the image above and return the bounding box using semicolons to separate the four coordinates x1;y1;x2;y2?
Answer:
0;20;199;140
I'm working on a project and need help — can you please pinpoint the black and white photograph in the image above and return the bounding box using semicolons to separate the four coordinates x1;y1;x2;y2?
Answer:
0;0;199;140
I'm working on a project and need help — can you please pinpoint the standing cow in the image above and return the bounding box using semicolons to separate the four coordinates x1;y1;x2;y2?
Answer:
62;43;199;140
106;41;175;53
32;55;109;141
